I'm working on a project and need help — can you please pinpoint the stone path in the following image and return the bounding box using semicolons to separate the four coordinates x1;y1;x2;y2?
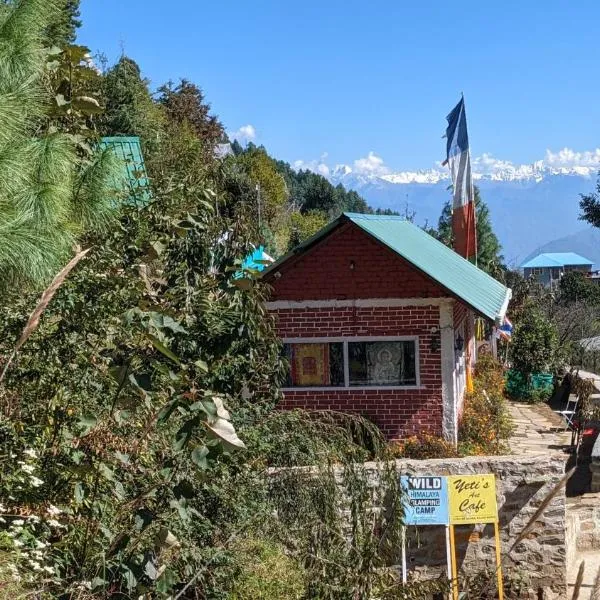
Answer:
507;401;572;455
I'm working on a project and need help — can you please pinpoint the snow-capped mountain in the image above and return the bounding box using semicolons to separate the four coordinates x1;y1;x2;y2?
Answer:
327;163;599;267
331;161;600;188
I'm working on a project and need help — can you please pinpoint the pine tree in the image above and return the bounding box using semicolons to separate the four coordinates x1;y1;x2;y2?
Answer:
45;0;81;47
101;56;162;141
0;0;116;288
433;187;504;276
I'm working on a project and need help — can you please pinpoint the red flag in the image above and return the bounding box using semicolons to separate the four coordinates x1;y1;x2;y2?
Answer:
452;200;477;258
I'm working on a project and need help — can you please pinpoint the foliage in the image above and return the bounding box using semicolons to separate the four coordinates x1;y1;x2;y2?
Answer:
242;409;388;468
433;186;504;276
234;145;288;228
268;462;409;600
0;60;287;589
458;356;514;454
287;210;329;250
158;79;223;154
45;0;80;48
0;0;117;289
559;270;600;305
579;172;600;228
390;434;459;459
229;538;305;600
390;358;513;459
101;55;164;151
510;298;561;379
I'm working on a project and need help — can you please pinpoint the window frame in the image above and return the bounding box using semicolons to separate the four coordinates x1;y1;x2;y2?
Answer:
282;336;421;391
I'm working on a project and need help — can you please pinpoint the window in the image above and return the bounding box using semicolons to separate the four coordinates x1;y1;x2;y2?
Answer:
348;341;416;386
283;338;419;389
283;342;344;387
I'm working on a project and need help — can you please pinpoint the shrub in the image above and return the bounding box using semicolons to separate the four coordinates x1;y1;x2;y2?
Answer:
459;356;514;455
230;538;305;600
510;299;560;379
242;409;388;467
390;433;459;459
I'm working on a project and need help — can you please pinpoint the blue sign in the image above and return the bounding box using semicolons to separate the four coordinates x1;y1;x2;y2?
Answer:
401;476;449;526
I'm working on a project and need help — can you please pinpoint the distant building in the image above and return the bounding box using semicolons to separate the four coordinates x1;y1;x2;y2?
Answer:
521;252;593;288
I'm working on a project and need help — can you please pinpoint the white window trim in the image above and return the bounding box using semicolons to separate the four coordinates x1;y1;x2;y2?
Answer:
282;335;421;391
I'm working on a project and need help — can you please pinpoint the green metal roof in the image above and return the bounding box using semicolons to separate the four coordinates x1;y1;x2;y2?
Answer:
264;213;511;322
100;136;151;206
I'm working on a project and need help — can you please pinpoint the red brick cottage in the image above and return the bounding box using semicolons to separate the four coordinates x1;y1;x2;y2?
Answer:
261;213;511;442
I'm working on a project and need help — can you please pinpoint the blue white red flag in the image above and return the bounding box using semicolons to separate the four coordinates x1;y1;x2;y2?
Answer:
443;97;477;259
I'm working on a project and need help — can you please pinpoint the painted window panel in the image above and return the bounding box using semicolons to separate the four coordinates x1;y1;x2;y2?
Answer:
348;341;416;386
283;343;344;387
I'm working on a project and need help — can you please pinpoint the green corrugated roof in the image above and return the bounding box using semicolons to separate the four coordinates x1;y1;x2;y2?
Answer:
100;136;151;206
264;213;511;322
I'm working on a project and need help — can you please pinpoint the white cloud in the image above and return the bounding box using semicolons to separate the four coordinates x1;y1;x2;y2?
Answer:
544;147;600;168
229;124;256;144
293;152;330;176
352;151;390;176
294;147;600;184
472;153;515;173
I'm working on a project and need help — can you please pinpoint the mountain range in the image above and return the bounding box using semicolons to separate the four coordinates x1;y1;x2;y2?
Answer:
328;164;600;268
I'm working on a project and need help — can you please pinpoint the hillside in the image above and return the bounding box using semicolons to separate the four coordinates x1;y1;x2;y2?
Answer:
521;227;600;268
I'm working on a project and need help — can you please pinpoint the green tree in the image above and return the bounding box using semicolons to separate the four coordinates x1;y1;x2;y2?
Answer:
1;0;80;48
235;145;288;227
101;55;164;148
45;44;104;139
558;270;600;305
158;79;223;152
288;210;329;250
580;173;600;228
0;0;116;288
45;0;80;47
433;186;504;276
510;299;560;378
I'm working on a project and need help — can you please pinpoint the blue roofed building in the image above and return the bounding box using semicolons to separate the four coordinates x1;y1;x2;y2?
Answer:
521;252;593;288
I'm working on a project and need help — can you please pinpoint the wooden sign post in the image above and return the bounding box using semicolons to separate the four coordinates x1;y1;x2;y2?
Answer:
447;474;503;600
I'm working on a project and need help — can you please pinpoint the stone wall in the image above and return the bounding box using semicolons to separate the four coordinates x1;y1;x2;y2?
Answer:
359;454;567;598
566;494;600;559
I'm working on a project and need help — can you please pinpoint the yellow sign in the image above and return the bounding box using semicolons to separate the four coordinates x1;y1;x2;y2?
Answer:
448;474;498;524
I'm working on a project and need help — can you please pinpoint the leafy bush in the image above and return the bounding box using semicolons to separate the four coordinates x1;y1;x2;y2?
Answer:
243;409;388;467
390;434;460;459
229;538;305;600
510;299;560;380
459;356;514;454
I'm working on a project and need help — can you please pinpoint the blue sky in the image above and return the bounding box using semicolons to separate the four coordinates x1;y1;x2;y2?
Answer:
80;0;600;175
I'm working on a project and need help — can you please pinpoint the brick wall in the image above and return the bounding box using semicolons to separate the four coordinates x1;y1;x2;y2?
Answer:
264;222;447;301
265;220;462;440
271;304;444;439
